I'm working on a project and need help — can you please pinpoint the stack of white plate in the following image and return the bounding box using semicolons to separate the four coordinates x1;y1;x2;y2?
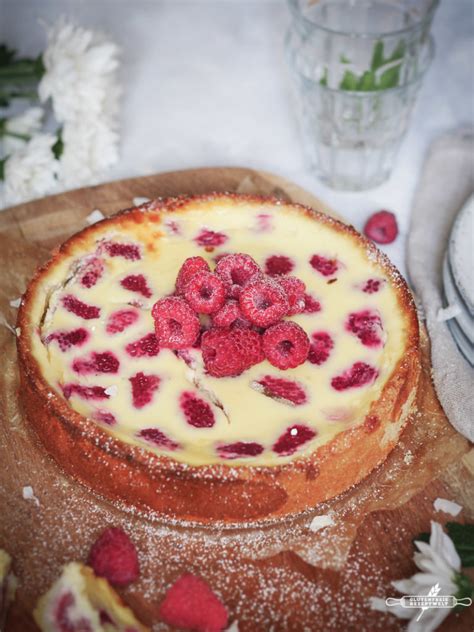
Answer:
442;194;474;366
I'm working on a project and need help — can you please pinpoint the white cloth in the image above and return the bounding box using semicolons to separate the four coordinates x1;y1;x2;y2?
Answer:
407;129;474;442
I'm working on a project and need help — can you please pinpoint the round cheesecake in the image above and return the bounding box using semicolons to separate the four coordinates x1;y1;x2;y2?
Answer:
17;194;420;523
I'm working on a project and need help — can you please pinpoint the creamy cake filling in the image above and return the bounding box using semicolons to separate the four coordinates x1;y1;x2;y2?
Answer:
30;200;408;466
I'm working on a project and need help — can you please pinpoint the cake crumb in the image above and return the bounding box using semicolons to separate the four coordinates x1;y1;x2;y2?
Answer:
9;297;21;309
133;197;151;206
433;498;462;516
309;514;334;532
22;485;40;507
85;209;105;225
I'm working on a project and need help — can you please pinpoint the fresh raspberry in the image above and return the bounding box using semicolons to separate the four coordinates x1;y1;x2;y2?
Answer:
252;375;307;406
79;257;104;288
309;254;339;277
277;276;306;315
201;327;264;377
45;328;89;351
129;372;160;408
125;333;160;357
308;331;334;365
120;274;152;298
61;384;109;400
94;410;117;426
138;427;180;450
362;278;384;294
331;362;379;391
239;278;289;327
72;351;120;375
364;210;398;244
88;527;139;587
62;295;100;320
180;391;215;428
262;322;309;370
194;229;228;248
346;310;384;348
184;271;226;314
264;255;294;276
273;424;316;456
215;253;260;298
211;300;242;328
106;308;139;334
217;442;264;459
213;252;232;264
176;256;210;294
159;574;228;632
303;293;321;314
104;241;141;260
152;297;200;349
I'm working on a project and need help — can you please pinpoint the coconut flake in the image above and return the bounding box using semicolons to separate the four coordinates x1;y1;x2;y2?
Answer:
433;498;462;516
22;485;40;506
133;197;151;206
437;304;462;322
9;298;21;309
309;514;334;532
85;209;105;225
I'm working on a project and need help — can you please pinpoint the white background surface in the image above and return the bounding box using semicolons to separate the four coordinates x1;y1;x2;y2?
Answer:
1;0;473;275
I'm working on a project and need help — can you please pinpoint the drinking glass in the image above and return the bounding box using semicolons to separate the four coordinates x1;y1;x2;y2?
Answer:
286;0;437;190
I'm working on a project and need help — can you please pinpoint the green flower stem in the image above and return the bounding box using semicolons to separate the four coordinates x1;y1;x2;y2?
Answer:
454;571;474;611
2;130;31;141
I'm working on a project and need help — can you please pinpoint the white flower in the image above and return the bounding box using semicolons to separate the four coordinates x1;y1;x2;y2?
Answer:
3;133;59;206
370;521;461;632
3;107;44;153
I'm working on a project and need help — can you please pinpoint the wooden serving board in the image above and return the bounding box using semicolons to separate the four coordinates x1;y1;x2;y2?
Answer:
0;167;472;632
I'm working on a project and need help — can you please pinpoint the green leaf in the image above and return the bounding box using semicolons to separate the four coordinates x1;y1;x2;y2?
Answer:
389;39;406;62
34;54;45;79
413;531;430;545
319;67;328;87
339;70;359;91
454;572;474;610
358;70;377;91
378;63;401;89
371;41;385;71
52;129;64;160
447;522;474;567
0;156;7;181
0;44;16;68
340;53;351;64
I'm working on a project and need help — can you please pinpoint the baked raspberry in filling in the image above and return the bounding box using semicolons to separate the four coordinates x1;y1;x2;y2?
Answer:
28;199;411;467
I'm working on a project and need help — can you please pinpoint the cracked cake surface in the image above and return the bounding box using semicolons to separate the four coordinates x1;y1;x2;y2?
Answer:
17;194;420;522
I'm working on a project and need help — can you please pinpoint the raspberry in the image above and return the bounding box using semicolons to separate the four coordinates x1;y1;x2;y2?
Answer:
212;300;241;328
252;376;307;406
61;384;109;400
364;210;398;244
217;442;264;459
62;295;100;320
194;229;228;248
308;331;334;365
331;362;379;391
176;256;210;294
362;278;384;294
303;293;321;314
106;309;139;334
273;424;316;456
215;253;260;298
94;410;117;426
277;276;306;315
138;427;180;450
120;274;152;298
346;310;384;348
201;327;264;377
104;241;141;260
45;328;89;351
125;332;160;357
152;296;200;349
309;254;339;277
79;257;104;288
184;271;226;314
180;391;215;428
239;278;289;327
262;322;309;370
72;351;119;375
88;527;139;587
264;255;294;276
129;372;160;408
159;574;228;632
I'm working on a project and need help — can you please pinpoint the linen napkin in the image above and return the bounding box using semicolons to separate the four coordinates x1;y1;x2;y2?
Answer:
407;128;474;442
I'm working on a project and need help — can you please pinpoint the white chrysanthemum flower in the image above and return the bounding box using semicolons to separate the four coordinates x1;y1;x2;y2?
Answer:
39;18;121;125
3;133;59;205
3;107;44;153
370;521;461;632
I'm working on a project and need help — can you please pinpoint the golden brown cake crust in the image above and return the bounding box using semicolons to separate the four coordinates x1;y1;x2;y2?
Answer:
16;193;421;524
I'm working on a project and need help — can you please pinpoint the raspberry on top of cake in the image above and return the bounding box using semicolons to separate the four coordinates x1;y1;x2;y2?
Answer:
25;195;415;467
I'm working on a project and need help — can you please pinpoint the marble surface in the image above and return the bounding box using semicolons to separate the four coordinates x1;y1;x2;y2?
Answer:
1;0;472;275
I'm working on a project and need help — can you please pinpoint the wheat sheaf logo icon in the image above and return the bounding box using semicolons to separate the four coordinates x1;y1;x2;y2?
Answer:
385;582;472;620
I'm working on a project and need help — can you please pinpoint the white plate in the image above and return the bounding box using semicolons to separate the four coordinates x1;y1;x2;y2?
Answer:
449;194;474;315
443;255;474;341
446;316;474;367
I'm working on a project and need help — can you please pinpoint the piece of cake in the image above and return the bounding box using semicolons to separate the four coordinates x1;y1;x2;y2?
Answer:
17;194;420;522
33;562;149;632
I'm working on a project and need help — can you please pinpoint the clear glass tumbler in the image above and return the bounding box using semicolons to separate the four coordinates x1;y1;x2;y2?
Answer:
286;0;437;190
